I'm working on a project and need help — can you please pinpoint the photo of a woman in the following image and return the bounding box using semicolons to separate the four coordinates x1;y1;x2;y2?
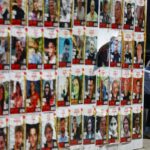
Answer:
72;76;82;104
11;81;23;108
28;81;40;108
43;81;54;106
122;116;130;138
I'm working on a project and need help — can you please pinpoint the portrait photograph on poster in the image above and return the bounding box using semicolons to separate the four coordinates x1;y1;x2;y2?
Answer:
28;0;43;26
74;0;86;26
11;27;26;70
44;0;59;27
11;0;27;25
0;0;10;25
0;27;10;70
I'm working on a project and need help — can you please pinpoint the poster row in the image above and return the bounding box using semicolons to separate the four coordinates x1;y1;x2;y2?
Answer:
0;68;143;114
0;105;143;149
0;27;145;70
0;0;146;31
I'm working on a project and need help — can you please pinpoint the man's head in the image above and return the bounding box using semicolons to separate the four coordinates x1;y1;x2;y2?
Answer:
60;118;66;130
28;125;38;149
125;42;129;51
103;0;109;14
114;39;119;52
127;3;132;14
15;126;24;149
112;80;119;95
89;40;95;54
124;79;129;93
77;0;82;9
136;6;144;28
136;43;142;58
63;39;70;53
135;79;141;94
73;117;77;129
134;114;140;129
44;123;53;143
48;41;56;57
88;77;95;98
90;0;95;14
99;117;106;135
17;0;22;8
115;1;122;24
73;77;80;97
49;0;55;15
123;116;130;134
0;130;5;150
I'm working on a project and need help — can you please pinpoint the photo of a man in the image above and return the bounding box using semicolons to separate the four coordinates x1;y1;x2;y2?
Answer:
43;123;57;149
96;116;107;140
133;113;141;135
26;124;40;150
133;79;142;101
111;79;120;102
11;38;26;65
110;36;122;66
12;126;24;150
134;42;143;64
85;76;96;101
44;0;58;22
74;0;85;21
12;0;25;21
59;37;72;66
86;0;98;22
124;42;132;64
85;36;97;64
111;38;121;64
114;1;122;25
58;118;68;143
62;39;70;62
100;0;111;24
121;79;131;102
100;79;109;101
